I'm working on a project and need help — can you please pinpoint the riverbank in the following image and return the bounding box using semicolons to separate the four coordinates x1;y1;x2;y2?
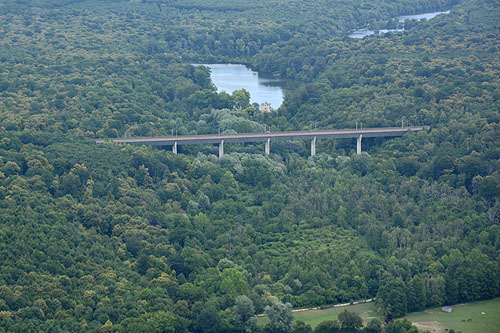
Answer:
349;9;451;38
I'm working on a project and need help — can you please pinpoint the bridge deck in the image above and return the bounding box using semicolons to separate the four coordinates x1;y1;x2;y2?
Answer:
95;126;425;146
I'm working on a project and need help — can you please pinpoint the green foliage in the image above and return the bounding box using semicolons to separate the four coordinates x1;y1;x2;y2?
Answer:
193;301;223;333
0;0;499;331
295;320;313;333
233;295;257;332
125;236;143;257
265;301;294;332
377;279;408;320
314;319;340;332
384;319;418;333
365;318;382;333
407;276;426;313
479;176;500;202
119;311;187;333
338;310;363;331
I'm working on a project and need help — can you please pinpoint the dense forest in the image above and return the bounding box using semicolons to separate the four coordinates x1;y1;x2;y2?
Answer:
0;0;499;332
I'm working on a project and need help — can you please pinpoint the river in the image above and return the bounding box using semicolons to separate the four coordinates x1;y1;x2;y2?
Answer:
198;10;451;108
349;9;451;39
196;64;292;110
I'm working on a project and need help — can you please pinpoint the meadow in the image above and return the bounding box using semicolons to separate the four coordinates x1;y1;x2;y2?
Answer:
258;301;381;328
294;302;382;328
403;298;500;333
258;298;500;331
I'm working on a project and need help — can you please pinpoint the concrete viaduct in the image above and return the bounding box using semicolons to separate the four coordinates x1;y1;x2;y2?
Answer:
95;126;426;157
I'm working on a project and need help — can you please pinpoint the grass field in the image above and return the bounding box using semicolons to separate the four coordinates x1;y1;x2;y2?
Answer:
294;302;382;328
403;298;500;333
258;301;381;328
258;298;500;331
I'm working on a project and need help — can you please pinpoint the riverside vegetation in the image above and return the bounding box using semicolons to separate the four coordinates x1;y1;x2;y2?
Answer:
0;0;499;332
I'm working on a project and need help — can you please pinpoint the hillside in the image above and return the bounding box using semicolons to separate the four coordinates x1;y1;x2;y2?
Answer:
0;0;499;332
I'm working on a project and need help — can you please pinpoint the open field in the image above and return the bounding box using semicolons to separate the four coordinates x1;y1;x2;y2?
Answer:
294;302;382;328
259;298;500;331
258;301;381;328
403;298;500;333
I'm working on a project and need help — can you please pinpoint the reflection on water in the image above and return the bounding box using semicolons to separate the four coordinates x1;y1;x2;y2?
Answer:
349;28;404;39
349;10;451;38
397;10;450;22
196;64;292;109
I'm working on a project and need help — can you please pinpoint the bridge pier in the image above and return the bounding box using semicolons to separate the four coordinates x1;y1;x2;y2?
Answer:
96;127;426;158
357;134;362;154
219;140;224;158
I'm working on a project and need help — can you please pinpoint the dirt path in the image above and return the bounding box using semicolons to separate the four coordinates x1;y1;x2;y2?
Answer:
292;298;375;313
413;321;446;332
257;298;375;316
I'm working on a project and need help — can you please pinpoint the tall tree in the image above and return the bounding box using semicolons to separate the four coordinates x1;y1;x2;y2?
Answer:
264;301;294;332
407;276;426;312
338;310;363;331
233;295;257;333
377;279;407;320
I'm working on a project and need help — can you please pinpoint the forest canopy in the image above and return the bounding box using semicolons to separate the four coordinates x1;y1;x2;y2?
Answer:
0;0;499;331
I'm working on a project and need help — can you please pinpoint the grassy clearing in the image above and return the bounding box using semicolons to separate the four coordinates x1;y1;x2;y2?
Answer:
403;298;500;333
258;301;381;328
294;302;382;328
258;298;500;331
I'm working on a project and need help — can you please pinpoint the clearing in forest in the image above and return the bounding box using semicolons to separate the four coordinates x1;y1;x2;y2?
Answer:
259;301;381;328
403;298;500;333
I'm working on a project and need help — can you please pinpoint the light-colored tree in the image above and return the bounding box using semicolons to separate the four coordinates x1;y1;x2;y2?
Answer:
264;301;294;332
233;295;257;332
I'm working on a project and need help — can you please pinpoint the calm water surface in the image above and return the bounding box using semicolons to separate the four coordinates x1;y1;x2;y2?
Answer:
349;10;451;38
397;10;450;22
197;64;289;109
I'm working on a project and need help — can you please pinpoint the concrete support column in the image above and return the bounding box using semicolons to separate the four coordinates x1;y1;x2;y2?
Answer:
219;140;224;158
265;138;270;155
172;141;177;154
311;136;317;156
357;134;362;155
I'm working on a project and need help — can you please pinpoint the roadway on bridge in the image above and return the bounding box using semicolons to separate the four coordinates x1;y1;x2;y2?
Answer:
95;126;425;146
